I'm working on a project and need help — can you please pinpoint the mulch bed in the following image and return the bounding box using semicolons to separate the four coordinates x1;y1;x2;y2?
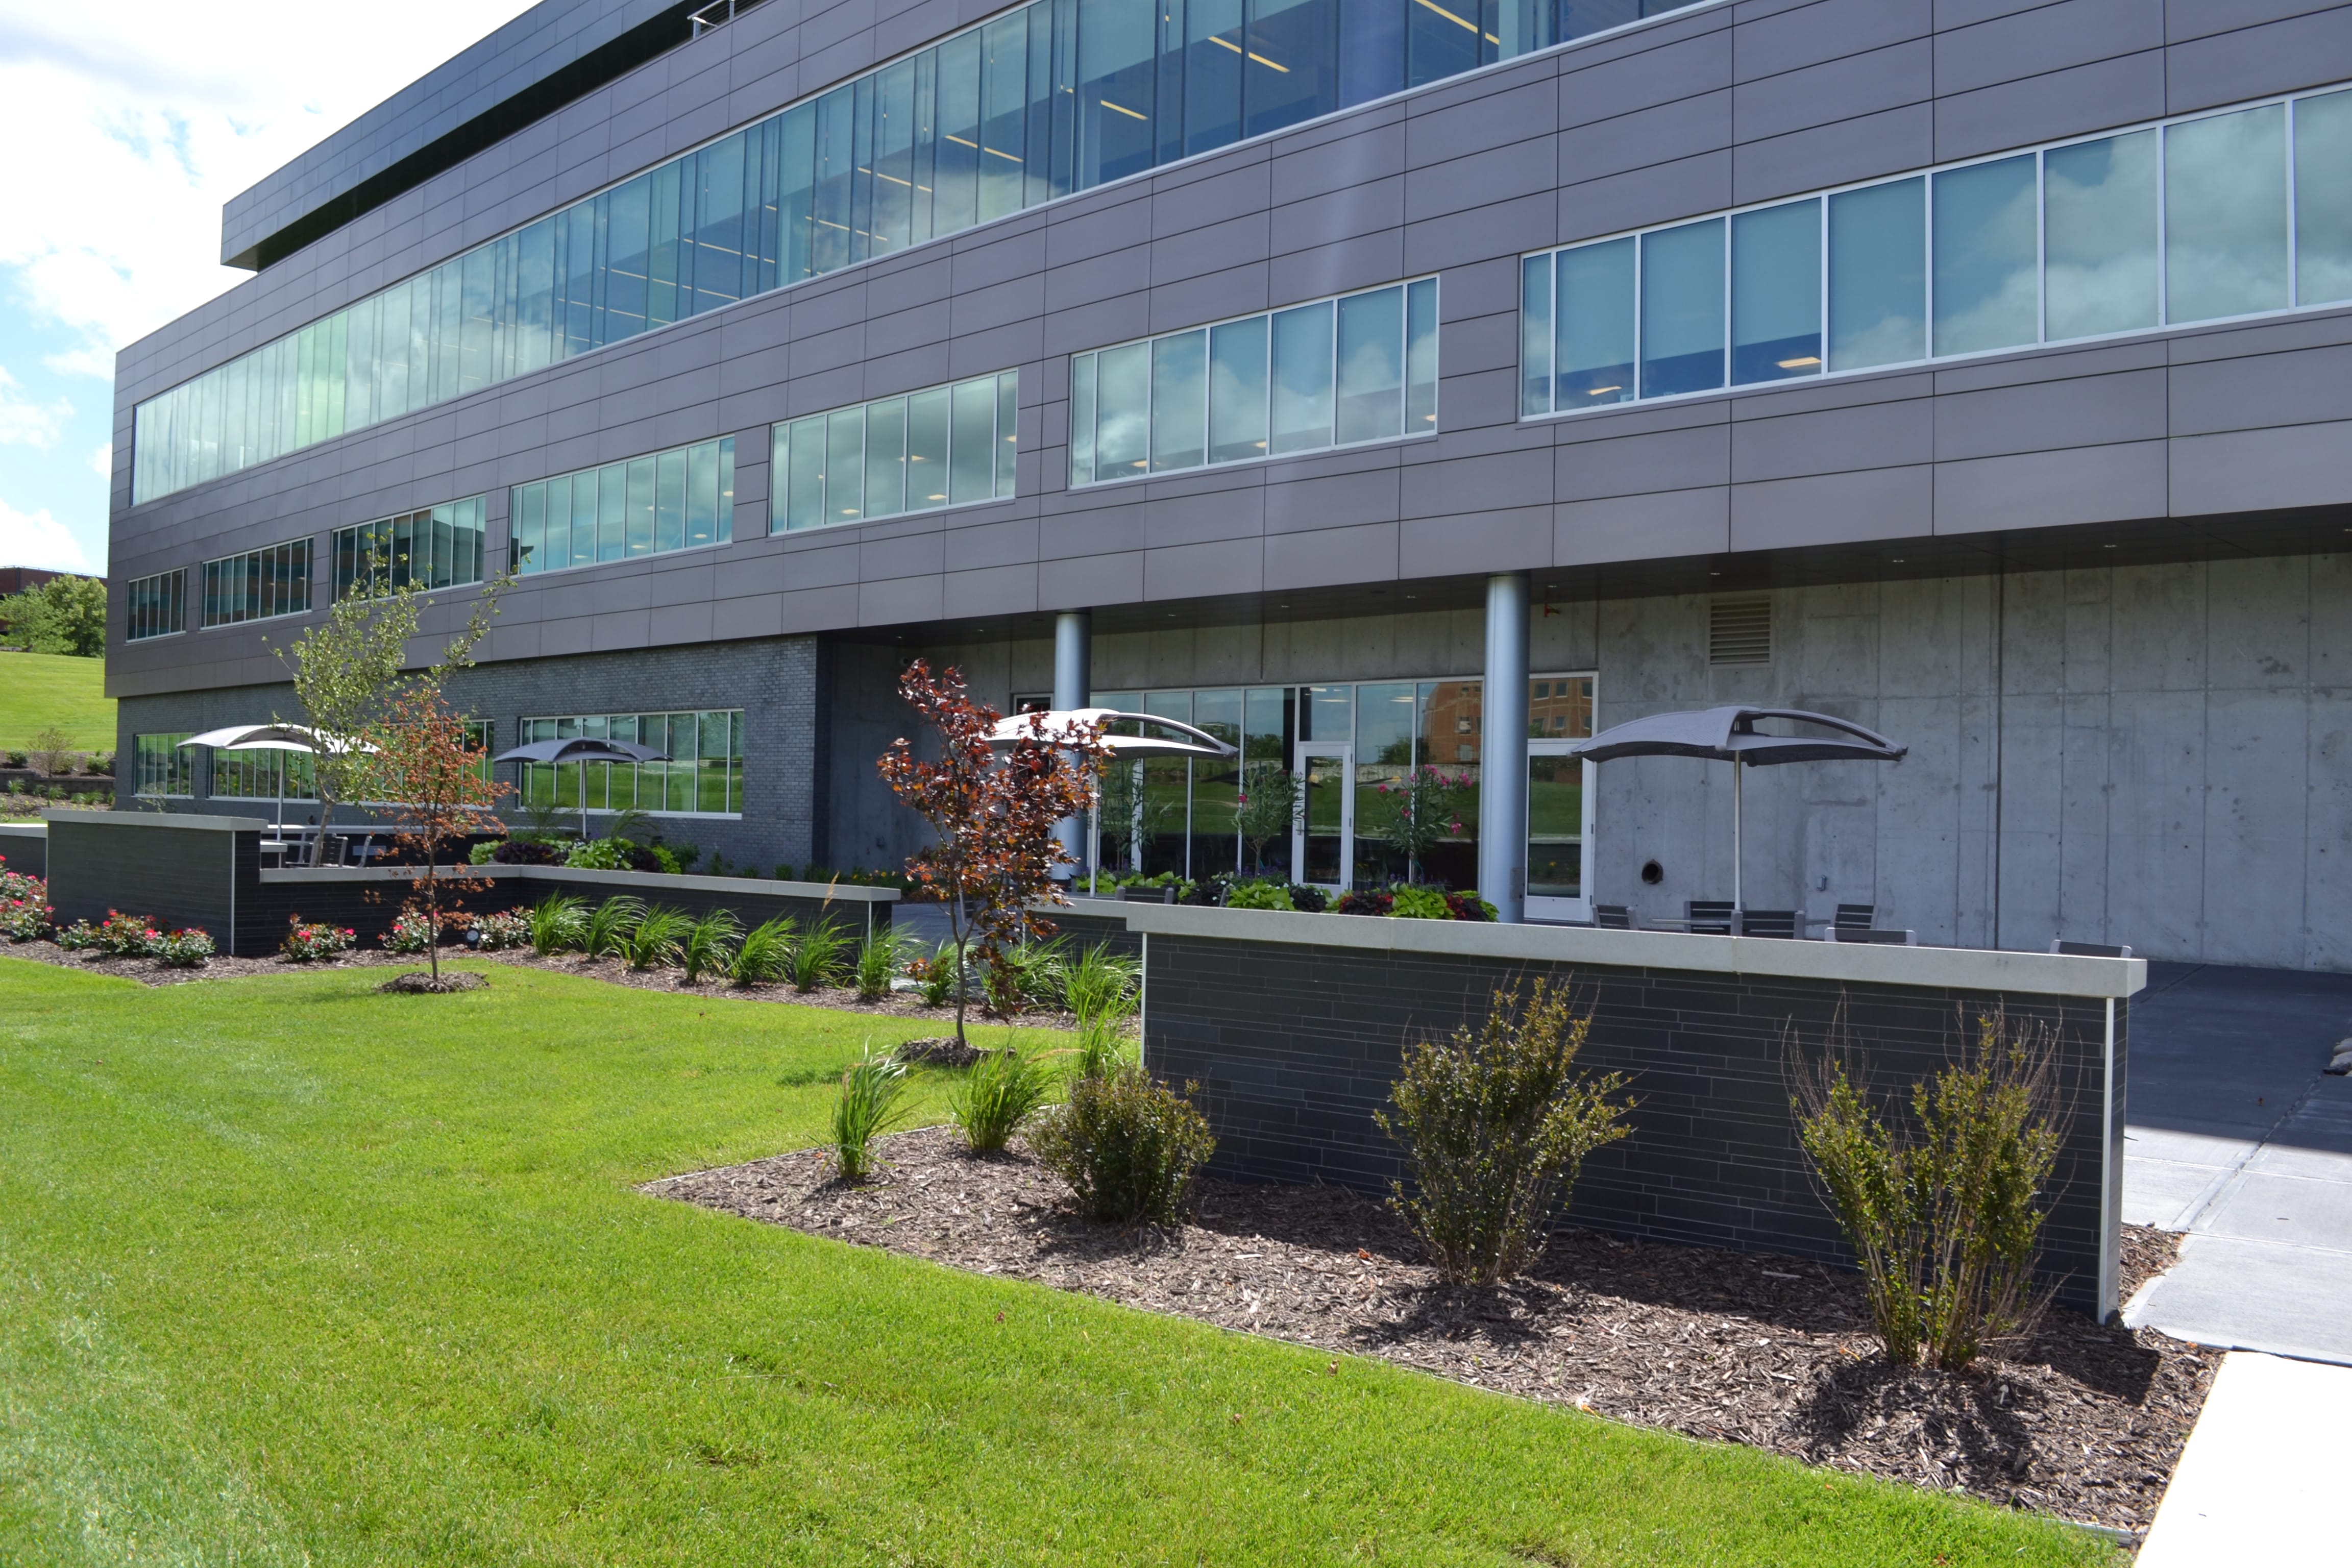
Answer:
651;1125;2211;1537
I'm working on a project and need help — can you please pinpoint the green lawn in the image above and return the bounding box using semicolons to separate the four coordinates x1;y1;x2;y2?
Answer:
0;651;112;751
0;959;2119;1566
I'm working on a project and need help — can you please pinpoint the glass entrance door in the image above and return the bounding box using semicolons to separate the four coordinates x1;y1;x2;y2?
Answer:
1525;741;1593;922
1293;745;1353;890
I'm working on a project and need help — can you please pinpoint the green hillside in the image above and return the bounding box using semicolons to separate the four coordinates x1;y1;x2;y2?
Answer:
0;651;113;752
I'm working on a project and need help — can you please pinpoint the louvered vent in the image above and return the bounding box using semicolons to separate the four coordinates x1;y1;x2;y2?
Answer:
1709;597;1772;666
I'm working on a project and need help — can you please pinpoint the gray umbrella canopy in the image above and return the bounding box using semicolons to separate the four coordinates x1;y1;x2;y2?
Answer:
1569;707;1906;918
491;737;672;838
1571;706;1905;767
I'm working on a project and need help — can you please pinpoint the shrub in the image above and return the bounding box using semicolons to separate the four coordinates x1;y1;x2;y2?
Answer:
851;927;907;1002
54;918;100;951
1442;891;1498;922
151;928;215;968
1224;880;1294;911
1793;1012;2065;1370
1287;884;1329;913
528;894;587;954
471;908;533;950
789;919;852;992
1388;885;1454;921
83;910;162;958
1031;1068;1215;1226
621;905;691;970
985;938;1066;1015
729;916;796;986
583;896;645;958
949;1047;1052;1154
384;910;441;953
1;897;54;942
678;908;742;983
467;841;498;865
832;1046;912;1181
906;943;961;1008
492;838;567;866
566;838;634;871
0;858;42;902
1333;888;1393;916
282;918;356;962
1375;981;1634;1287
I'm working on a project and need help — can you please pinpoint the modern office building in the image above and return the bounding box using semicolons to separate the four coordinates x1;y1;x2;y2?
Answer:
110;0;2352;968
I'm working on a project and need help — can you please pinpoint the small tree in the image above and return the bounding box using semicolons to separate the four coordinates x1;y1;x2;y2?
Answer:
877;661;1104;1048
1;575;105;657
272;571;508;863
29;725;76;779
1369;765;1473;884
369;687;508;986
1232;762;1297;876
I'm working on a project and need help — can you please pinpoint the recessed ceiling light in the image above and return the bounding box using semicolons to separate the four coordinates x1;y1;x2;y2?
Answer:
1890;558;1905;564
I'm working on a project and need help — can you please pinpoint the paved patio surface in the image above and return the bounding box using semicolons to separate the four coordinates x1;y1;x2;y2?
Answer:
2133;1351;2347;1566
2120;963;2352;1365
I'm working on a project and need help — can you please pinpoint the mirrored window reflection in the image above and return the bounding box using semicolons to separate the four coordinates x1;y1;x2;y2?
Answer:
511;436;733;574
1074;281;1434;486
2167;106;2289;324
1932;155;2038;356
1828;177;1924;371
1640;217;1725;398
201;538;312;628
131;0;1727;505
767;372;1015;531
1731;200;1821;384
1555;237;1636;406
2045;131;2158;341
124;571;186;641
333;497;486;600
519;709;743;816
2297;90;2352;304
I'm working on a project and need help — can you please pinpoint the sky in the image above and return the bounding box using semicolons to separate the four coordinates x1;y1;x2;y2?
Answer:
0;0;543;574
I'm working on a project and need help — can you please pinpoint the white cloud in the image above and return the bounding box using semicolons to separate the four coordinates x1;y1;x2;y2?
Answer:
0;0;543;371
0;500;95;572
88;442;112;479
0;366;71;448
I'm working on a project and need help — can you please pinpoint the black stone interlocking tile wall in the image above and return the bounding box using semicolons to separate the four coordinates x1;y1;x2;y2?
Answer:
44;817;245;943
1143;933;2124;1314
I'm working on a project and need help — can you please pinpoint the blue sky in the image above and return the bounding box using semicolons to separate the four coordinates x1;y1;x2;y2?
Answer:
0;0;538;574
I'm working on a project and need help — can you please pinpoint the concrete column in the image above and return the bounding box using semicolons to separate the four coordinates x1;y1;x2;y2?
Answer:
1052;610;1091;882
1479;572;1530;922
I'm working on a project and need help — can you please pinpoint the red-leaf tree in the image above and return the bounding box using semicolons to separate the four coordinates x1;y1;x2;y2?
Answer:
371;687;509;985
878;660;1105;1046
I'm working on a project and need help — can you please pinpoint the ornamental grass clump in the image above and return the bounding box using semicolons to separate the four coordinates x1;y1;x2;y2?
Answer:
851;927;907;1002
729;916;795;986
949;1047;1052;1154
678;909;741;984
1375;981;1634;1287
789;919;852;992
1792;1012;2066;1370
583;896;645;959
621;905;691;970
1030;1069;1215;1226
528;894;587;954
832;1045;912;1182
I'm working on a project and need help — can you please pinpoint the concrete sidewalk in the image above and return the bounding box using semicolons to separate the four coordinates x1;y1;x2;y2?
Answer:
2135;1352;2347;1566
2121;964;2352;1364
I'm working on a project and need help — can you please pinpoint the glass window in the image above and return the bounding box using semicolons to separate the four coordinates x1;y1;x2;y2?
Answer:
654;448;688;553
1828;177;1924;370
333;498;486;599
1731;199;1821;383
2167;105;2289;324
1078;0;1158;189
1270;300;1336;454
133;733;195;798
996;372;1019;497
1555;237;1636;405
1335;285;1405;444
1933;156;2038;356
1640;217;1725;398
767;372;1013;530
1151;329;1208;471
1207;317;1270;464
511;437;731;573
520;709;744;816
1521;254;1554;413
1406;276;1439;434
201;538;312;628
1094;340;1152;477
1245;0;1340;141
2297;90;2352;305
2045;130;2157;341
124;570;186;641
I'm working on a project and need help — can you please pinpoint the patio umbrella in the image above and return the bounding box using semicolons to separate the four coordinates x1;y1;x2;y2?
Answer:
491;736;671;841
181;723;380;845
984;709;1237;893
1568;706;1906;916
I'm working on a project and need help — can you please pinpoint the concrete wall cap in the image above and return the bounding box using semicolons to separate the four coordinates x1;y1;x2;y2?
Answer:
47;811;256;833
1119;905;2147;999
259;863;900;902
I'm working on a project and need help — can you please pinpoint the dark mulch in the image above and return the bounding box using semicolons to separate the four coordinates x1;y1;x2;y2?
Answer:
378;970;487;993
3;938;427;986
651;1125;2210;1536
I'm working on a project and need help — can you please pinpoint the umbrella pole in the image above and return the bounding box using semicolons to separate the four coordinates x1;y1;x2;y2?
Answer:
1732;761;1743;925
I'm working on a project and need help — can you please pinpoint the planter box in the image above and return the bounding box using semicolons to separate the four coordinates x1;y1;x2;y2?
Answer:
40;811;895;954
0;820;45;877
1124;904;2139;1318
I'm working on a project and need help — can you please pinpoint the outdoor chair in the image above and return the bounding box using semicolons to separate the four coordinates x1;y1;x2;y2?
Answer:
1594;903;1633;929
1685;899;1735;935
1736;909;1799;939
2051;939;2132;958
1830;926;1915;945
1121;884;1176;904
1833;903;1876;930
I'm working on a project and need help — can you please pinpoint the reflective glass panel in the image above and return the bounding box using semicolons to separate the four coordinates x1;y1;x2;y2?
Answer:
1932;155;2037;356
1269;301;1335;454
2045;131;2157;340
1208;317;1269;463
2297;90;2352;304
1151;329;1208;471
1828;176;1924;370
2167;105;2289;324
1555;237;1635;405
1731;199;1821;383
909;385;952;506
1335;285;1404;444
1095;340;1151;477
1641;218;1725;397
